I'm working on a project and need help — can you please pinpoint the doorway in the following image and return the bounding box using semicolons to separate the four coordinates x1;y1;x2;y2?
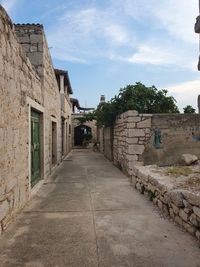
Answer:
31;110;41;187
74;125;92;146
52;121;57;166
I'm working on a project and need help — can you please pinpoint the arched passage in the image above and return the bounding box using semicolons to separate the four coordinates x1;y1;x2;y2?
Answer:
74;125;92;146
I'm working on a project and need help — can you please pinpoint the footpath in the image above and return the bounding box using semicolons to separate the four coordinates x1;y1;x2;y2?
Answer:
0;150;200;267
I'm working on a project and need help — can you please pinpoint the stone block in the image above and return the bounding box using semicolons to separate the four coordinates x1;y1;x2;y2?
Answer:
189;213;200;227
182;221;196;235
126;122;136;129
30;34;42;43
147;183;156;193
193;206;200;219
124;110;138;117
183;199;193;212
128;129;145;138
163;192;171;205
0;200;9;221
126;138;138;144
181;154;198;166
171;204;179;215
157;199;163;210
30;45;38;52
169;190;184;207
137;119;151;128
179;209;188;222
128;145;144;155
196;231;200;241
182;191;200;207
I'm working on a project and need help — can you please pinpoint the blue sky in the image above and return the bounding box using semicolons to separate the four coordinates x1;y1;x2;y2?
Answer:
1;0;200;111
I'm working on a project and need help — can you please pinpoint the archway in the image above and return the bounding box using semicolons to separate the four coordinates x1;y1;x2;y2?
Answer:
74;125;92;146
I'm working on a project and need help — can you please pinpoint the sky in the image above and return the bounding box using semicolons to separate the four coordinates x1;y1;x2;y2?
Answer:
1;0;200;112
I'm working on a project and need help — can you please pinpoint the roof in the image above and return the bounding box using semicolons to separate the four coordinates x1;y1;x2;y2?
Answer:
70;98;94;111
54;69;73;94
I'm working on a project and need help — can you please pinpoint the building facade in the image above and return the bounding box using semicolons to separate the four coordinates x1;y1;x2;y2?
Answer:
0;5;73;234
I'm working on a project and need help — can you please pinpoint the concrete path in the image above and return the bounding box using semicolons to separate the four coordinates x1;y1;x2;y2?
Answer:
0;150;200;267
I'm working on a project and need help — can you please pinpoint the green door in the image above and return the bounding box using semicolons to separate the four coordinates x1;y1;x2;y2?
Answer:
31;110;40;187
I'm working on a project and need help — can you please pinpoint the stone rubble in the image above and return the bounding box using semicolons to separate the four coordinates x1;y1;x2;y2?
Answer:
131;165;200;242
181;154;198;166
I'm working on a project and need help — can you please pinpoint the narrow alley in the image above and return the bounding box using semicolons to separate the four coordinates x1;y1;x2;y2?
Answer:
0;150;200;267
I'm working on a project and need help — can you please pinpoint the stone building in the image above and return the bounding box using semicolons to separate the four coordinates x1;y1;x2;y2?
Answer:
55;69;73;157
72;113;97;147
0;6;73;234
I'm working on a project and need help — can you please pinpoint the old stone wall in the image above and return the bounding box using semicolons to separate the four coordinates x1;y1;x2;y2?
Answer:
0;6;43;232
42;33;62;174
15;23;62;176
0;6;63;234
131;165;200;242
143;114;200;166
113;111;151;175
99;111;200;175
103;127;113;161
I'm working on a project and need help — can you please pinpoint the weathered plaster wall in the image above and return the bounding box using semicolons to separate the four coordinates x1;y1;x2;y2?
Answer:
143;114;200;166
0;6;43;232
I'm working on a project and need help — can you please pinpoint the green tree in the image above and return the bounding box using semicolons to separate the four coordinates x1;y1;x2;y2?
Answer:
77;82;179;127
183;105;196;114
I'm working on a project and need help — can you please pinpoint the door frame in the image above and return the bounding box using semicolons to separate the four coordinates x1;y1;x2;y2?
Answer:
27;97;44;192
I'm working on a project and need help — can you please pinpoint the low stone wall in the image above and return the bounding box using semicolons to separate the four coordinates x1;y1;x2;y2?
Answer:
131;166;200;242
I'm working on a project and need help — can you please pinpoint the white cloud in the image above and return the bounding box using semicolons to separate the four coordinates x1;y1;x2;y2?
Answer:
104;24;129;45
47;5;132;63
152;0;198;44
127;45;173;65
165;80;200;111
0;0;17;12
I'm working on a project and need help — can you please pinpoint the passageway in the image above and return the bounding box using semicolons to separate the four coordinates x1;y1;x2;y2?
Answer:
0;150;200;266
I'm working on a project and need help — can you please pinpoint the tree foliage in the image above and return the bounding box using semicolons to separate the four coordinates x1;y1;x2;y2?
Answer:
183;105;196;114
77;82;179;127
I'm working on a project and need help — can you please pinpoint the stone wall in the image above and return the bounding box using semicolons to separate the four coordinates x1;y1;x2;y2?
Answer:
103;127;113;161
113;111;151;175
131;165;200;242
0;6;43;232
143;114;200;166
15;23;62;176
0;6;63;234
99;111;200;175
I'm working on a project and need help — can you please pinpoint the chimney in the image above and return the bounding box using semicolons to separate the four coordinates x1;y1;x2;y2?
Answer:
100;95;105;103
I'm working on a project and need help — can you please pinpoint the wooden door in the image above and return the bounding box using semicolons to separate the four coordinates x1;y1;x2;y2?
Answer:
31;110;40;187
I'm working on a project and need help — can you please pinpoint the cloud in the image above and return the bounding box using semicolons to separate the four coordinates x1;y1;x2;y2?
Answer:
46;0;198;71
47;5;132;63
152;0;198;45
165;80;200;111
0;0;17;12
127;45;173;65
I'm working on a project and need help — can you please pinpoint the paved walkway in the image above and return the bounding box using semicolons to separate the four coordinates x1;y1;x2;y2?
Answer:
0;150;200;267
